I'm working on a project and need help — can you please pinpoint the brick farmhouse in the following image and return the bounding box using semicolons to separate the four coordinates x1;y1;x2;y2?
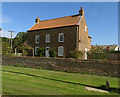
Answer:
27;7;91;59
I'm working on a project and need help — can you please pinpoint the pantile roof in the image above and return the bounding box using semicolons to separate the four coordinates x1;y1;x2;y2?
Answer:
28;14;81;31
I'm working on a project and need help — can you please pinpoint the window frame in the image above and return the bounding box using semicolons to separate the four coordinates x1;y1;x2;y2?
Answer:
85;26;87;32
35;35;39;43
46;34;50;43
58;33;64;42
58;46;64;56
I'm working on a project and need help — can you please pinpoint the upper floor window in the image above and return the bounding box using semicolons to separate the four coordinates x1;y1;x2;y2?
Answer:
58;46;64;56
58;33;64;42
85;26;87;32
35;35;39;43
46;34;50;43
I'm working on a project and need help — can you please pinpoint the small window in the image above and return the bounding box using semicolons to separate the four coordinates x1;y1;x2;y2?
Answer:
85;26;87;32
58;33;64;42
46;34;50;43
35;35;39;43
35;47;39;55
58;46;64;56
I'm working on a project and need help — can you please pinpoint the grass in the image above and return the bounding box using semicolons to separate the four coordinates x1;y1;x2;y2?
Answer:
2;65;119;95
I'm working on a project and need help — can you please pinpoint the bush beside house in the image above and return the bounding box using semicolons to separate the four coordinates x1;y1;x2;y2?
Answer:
70;50;83;59
49;48;57;57
88;45;108;60
37;47;45;57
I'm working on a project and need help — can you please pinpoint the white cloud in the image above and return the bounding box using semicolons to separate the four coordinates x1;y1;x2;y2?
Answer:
0;30;17;38
0;15;13;23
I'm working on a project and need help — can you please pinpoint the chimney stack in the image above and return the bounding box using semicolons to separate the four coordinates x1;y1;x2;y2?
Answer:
79;7;84;16
35;17;40;23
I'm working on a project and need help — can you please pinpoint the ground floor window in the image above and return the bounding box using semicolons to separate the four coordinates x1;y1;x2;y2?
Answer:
35;47;39;55
58;46;64;56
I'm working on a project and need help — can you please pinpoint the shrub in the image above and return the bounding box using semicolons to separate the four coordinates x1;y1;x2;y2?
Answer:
22;49;28;56
88;45;108;60
37;47;45;57
49;48;57;57
70;50;83;59
2;42;13;56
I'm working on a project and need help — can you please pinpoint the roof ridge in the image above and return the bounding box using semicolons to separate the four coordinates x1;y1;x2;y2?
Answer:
38;14;80;23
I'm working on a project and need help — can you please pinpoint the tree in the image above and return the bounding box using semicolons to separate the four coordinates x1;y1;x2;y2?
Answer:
2;37;10;43
13;32;27;49
2;42;12;56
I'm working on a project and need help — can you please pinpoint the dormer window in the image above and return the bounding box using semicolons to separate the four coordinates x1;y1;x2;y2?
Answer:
58;33;64;42
35;35;39;43
85;26;87;32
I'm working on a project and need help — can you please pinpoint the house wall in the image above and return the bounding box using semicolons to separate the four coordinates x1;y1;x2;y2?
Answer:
78;15;91;59
27;26;77;58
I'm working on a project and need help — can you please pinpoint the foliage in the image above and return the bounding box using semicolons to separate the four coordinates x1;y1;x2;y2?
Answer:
18;45;32;56
13;32;27;49
70;50;83;59
2;37;10;43
18;45;31;50
49;48;57;57
2;42;12;56
88;45;108;60
109;50;120;54
37;47;45;57
22;49;28;56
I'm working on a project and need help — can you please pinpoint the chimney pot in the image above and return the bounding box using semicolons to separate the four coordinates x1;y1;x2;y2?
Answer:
81;7;83;10
35;17;40;23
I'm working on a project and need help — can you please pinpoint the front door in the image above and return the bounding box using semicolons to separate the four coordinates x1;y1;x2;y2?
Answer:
46;47;50;57
85;48;87;60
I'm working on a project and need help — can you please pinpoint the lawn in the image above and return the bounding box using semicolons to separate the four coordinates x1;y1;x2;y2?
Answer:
2;65;119;95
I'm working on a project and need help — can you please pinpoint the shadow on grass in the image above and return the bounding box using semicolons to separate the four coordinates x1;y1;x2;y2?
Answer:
2;69;120;94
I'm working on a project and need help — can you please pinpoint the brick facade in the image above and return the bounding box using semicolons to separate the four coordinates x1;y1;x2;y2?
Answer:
27;7;91;59
28;26;77;58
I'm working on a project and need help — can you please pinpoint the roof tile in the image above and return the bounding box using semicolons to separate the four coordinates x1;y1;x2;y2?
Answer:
28;15;81;31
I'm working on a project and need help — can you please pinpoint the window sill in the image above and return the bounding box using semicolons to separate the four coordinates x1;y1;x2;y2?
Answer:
58;41;64;43
58;55;63;56
46;42;50;43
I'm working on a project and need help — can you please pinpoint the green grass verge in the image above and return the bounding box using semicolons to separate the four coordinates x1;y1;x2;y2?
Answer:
2;65;119;95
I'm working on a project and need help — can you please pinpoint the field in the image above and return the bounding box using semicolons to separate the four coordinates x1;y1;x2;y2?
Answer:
2;65;119;95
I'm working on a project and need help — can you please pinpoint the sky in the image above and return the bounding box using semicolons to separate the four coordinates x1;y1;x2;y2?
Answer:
1;2;118;45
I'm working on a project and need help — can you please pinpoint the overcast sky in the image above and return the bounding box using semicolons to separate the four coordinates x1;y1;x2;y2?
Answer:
1;2;118;45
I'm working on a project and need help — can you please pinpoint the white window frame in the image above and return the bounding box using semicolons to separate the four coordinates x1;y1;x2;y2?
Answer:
58;33;64;42
35;35;39;43
58;46;64;56
35;47;39;55
85;26;87;32
46;34;50;43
